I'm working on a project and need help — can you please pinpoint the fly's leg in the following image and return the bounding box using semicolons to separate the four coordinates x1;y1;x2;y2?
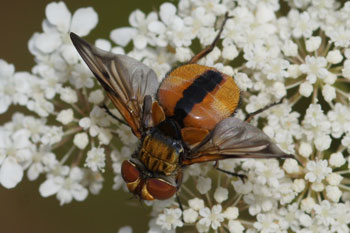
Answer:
100;103;128;126
176;193;185;222
187;12;232;64
214;161;247;182
244;97;286;123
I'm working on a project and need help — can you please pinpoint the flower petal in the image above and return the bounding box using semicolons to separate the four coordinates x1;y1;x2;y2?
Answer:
45;2;71;33
0;95;11;114
133;34;148;49
128;9;145;27
110;27;138;47
72;185;88;201
34;32;62;54
148;21;166;34
57;189;73;205
160;3;177;25
70;7;98;36
39;177;62;197
0;157;24;189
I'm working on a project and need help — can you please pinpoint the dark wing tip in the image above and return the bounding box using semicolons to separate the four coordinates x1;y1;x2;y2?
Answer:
70;32;78;41
70;32;92;54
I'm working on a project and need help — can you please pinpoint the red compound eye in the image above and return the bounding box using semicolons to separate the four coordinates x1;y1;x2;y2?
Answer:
146;178;177;200
121;160;140;183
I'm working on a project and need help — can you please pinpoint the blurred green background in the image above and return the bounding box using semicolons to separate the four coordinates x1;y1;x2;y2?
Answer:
0;1;164;233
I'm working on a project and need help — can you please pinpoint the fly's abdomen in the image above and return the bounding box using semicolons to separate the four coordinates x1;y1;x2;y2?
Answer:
139;135;180;175
157;64;240;130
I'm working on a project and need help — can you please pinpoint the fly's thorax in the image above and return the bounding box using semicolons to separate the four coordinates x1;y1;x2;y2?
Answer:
139;128;183;176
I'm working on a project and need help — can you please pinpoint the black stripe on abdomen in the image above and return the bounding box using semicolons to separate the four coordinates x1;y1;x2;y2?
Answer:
173;70;223;126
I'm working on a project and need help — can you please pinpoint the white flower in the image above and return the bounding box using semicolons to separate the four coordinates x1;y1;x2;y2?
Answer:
299;56;328;84
29;2;98;67
223;207;239;220
188;197;204;211
59;87;78;104
327;103;350;138
0;129;32;188
322;84;336;102
228;220;245;233
311;182;325;192
81;169;103;195
278;203;303;231
88;89;104;104
255;160;285;188
156;208;183;231
196;176;212;194
27;146;57;181
302;104;331;150
56;109;74;125
298;142;313;158
39;167;88;205
263;58;290;81
305;160;332;183
326;50;343;64
326;173;343;186
254;213;279;232
70;64;94;89
313;200;335;226
287;64;301;78
0;61;32;113
283;158;300;174
222;44;238;60
234;72;253;91
289;10;318;38
293;179;306;193
305;36;322;52
328;27;350;48
79;106;111;138
326;185;342;202
301;197;316;213
183;6;216;37
111;9;160;49
153;3;195;47
195;221;210;233
183;208;198;223
329;152;346;167
199;205;224;230
299;81;313;97
73;132;89;149
331;203;350;233
41;126;63;145
342;60;350;78
214;187;228;203
84;147;105;172
282;40;298;57
175;47;192;62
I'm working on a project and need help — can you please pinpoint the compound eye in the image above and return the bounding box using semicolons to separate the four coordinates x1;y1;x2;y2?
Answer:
146;178;177;200
121;160;140;183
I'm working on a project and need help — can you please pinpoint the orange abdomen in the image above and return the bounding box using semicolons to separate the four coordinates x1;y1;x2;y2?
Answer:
157;64;240;130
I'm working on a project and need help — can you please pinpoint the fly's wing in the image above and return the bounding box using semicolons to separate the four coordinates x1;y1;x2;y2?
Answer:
70;33;159;138
183;117;294;165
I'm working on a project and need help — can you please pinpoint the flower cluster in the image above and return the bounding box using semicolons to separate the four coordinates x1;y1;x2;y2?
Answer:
1;0;350;232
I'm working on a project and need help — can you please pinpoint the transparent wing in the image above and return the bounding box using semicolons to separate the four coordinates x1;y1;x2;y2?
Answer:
183;117;293;165
70;33;159;137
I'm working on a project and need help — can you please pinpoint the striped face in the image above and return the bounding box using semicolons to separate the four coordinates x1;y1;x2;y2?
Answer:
157;64;240;130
